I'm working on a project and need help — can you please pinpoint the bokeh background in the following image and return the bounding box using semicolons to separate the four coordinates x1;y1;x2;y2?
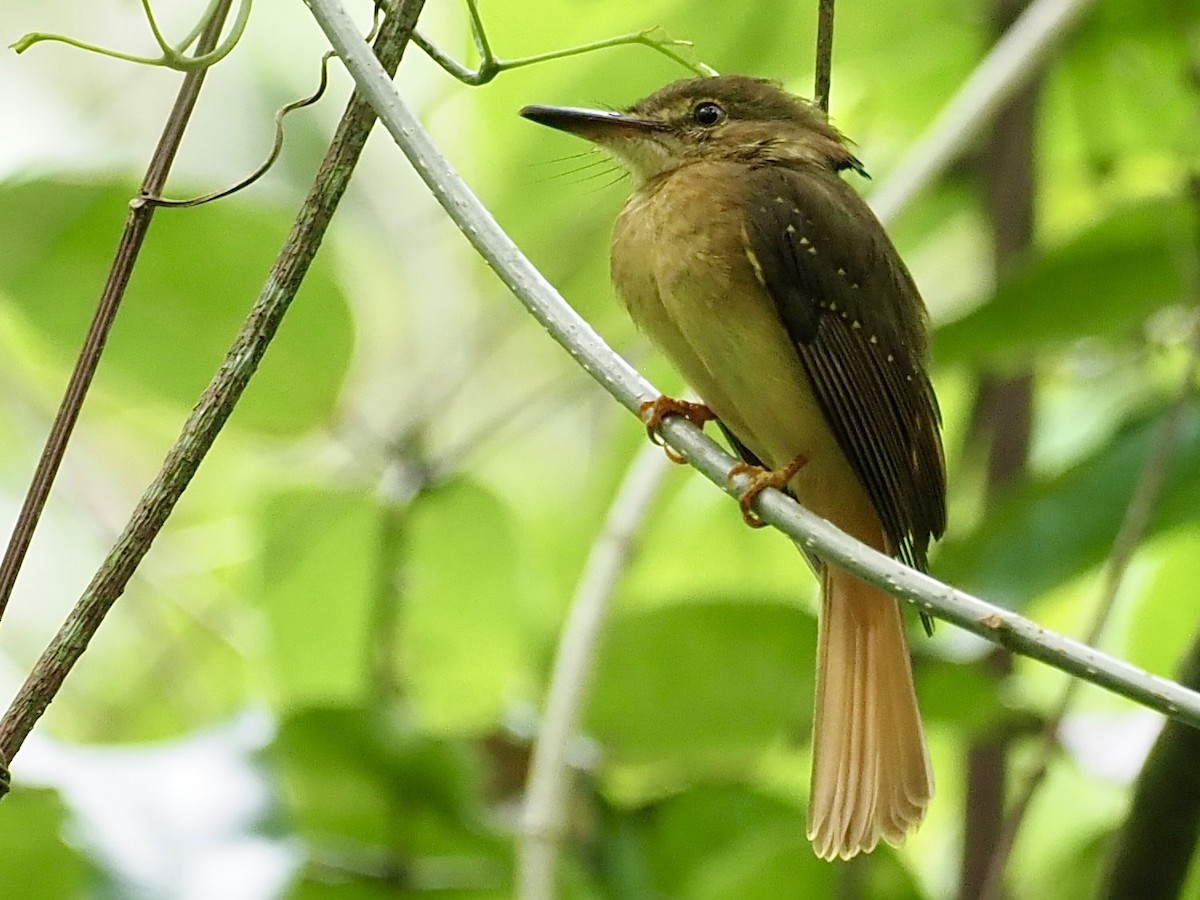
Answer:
0;0;1198;897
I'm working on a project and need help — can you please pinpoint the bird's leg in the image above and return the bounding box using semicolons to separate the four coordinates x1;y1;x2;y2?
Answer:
728;452;808;527
637;395;716;463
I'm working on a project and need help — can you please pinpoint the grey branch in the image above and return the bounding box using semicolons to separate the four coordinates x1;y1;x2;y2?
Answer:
516;445;672;900
303;0;1200;730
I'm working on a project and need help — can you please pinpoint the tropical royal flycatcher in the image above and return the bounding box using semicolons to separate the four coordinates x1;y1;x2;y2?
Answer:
521;75;946;861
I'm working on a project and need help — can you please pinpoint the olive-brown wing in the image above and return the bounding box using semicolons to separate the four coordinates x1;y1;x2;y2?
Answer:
741;165;946;570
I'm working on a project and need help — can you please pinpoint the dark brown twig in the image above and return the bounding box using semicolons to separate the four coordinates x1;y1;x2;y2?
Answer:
978;325;1200;900
978;175;1200;900
0;0;429;785
957;2;1041;895
814;0;836;112
0;0;236;626
143;51;337;209
143;1;390;209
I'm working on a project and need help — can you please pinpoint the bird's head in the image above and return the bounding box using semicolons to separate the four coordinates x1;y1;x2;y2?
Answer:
520;75;866;185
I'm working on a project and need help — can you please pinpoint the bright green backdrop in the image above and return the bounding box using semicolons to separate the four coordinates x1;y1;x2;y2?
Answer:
0;0;1198;897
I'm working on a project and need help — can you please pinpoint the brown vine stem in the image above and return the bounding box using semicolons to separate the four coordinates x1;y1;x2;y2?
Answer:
0;0;236;626
0;0;429;786
814;0;835;112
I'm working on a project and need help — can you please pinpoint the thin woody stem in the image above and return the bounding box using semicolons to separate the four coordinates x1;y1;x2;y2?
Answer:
0;0;428;781
517;445;672;900
0;0;237;628
814;0;836;112
12;0;252;72
977;200;1200;900
412;19;715;86
981;348;1200;900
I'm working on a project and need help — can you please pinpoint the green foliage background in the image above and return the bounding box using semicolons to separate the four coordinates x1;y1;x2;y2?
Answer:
0;0;1198;897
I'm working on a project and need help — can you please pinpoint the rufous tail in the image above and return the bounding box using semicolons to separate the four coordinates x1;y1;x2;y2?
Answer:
807;565;933;860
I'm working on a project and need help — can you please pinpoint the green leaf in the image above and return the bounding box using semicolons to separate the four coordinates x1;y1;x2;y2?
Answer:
0;788;90;898
269;705;483;847
1125;531;1200;677
682;827;834;899
586;600;816;764
0;178;352;435
258;487;381;706
641;787;809;895
917;656;1008;735
934;198;1195;368
936;401;1200;607
404;478;529;733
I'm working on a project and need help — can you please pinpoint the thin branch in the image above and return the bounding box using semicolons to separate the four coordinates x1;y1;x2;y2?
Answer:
1095;172;1200;900
303;0;1200;731
978;229;1200;897
868;0;1097;223
12;0;253;72
516;444;673;900
980;341;1200;900
0;0;429;782
368;470;410;707
173;0;225;54
143;48;338;208
411;14;716;86
814;0;835;112
0;0;236;627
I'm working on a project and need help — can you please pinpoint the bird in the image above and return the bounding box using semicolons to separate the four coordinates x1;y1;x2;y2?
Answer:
520;75;946;861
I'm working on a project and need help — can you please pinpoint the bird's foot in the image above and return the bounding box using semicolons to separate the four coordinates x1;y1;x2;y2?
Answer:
728;453;808;527
638;395;716;464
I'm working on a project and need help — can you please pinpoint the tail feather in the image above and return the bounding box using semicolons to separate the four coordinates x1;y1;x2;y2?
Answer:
807;565;933;861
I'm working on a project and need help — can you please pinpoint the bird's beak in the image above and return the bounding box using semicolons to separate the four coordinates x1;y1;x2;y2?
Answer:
519;105;664;142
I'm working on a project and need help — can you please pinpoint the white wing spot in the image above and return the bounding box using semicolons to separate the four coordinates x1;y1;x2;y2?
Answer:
807;246;817;255
837;268;846;276
742;230;767;287
850;283;860;290
869;334;878;344
852;320;862;329
785;224;796;234
887;353;894;362
799;236;811;245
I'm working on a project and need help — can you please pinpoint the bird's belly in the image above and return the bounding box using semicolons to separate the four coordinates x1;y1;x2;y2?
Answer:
612;176;870;529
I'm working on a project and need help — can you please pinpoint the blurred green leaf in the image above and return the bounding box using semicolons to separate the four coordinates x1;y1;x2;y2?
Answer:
1125;531;1200;677
586;600;815;764
917;656;1009;735
641;787;807;894
270;705;482;846
404;478;530;733
0;178;352;434
935;198;1195;368
683;828;833;899
272;705;508;899
936;401;1200;607
0;788;89;898
641;786;921;898
259;487;381;706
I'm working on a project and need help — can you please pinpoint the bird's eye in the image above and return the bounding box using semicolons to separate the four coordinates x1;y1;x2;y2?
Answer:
692;101;726;127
